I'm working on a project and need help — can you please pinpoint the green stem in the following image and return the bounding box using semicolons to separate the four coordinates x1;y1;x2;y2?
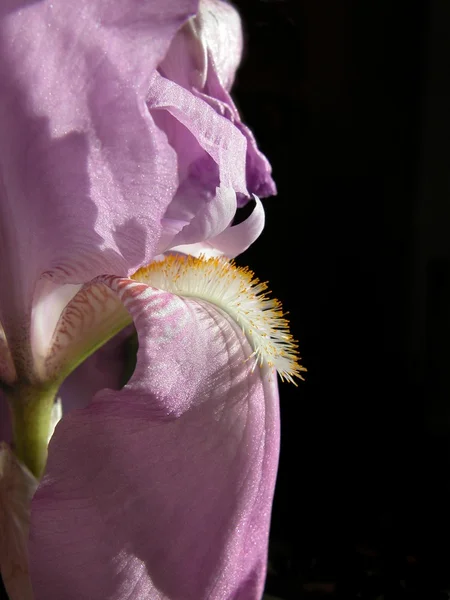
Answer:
8;383;59;479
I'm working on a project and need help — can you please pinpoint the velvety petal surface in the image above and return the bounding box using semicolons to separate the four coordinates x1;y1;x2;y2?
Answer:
30;278;280;600
0;0;197;348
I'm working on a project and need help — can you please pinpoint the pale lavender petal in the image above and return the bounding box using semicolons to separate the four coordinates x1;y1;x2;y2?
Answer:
197;65;277;200
30;280;81;377
171;196;265;259
196;0;244;91
163;243;225;259
30;279;280;600
0;0;197;347
159;0;243;92
207;195;266;257
159;0;276;200
148;71;250;254
157;186;237;254
155;121;221;253
144;1;274;262
148;72;248;194
158;17;207;91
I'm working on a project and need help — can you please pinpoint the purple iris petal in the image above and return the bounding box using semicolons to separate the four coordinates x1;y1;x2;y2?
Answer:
160;0;277;200
0;1;281;598
30;279;280;600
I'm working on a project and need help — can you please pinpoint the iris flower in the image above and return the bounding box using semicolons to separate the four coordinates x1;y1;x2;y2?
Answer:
0;1;303;599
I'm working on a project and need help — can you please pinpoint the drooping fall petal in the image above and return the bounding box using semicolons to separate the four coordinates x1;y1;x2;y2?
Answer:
30;279;280;600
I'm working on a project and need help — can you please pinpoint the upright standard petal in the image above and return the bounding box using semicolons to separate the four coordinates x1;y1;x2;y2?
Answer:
30;277;281;600
159;0;243;92
159;0;277;201
147;72;249;255
197;65;277;201
0;0;198;347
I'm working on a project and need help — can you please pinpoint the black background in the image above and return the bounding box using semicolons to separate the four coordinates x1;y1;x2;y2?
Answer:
233;0;450;598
